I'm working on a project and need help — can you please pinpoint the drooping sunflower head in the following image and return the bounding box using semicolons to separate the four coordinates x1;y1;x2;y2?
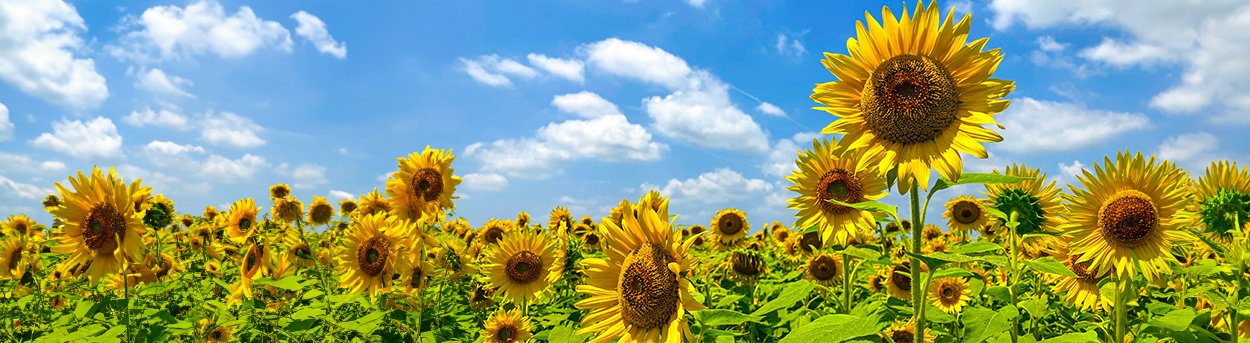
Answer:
225;198;259;241
484;230;562;304
812;1;1014;194
798;230;823;253
271;196;304;224
481;308;533;343
1048;245;1111;312
549;206;574;236
985;163;1063;235
335;212;414;297
574;200;704;343
42;194;61;213
728;250;767;284
307;196;336;226
787;137;888;244
710;208;749;248
385;146;461;221
1062;151;1190;282
928;277;970;314
49;167;147;282
1183;160;1250;238
581;215;595;227
802;253;842;286
943;195;989;234
922;224;943;241
469;283;497;310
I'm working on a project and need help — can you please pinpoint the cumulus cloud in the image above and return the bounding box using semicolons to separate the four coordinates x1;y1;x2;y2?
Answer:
108;0;293;61
200;153;266;182
275;163;328;189
756;102;785;117
0;152;67;176
462;172;509;192
142;140;205;168
582;38;693;89
0;0;108;110
0;103;11;142
774;33;807;58
0;175;53;200
31;116;124;160
134;68;194;98
996;97;1150;153
200;111;265;148
459;55;538;87
527;54;584;82
1157;131;1225;171
123;108;191;130
551;91;620;118
641;168;773;221
762;132;820;178
290;11;346;59
328;190;353;202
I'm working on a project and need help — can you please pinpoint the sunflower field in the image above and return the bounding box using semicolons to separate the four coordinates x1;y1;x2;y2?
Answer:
3;2;1250;343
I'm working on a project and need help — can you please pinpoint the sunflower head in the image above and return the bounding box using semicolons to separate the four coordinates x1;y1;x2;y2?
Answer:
225;198;259;242
42;194;61;213
484;230;562;304
308;196;336;226
883;320;935;343
356;188;391;217
803;253;842;286
481;308;533;343
1184;161;1250;237
985;164;1063;236
2;215;37;238
928;277;970;314
49;167;147;282
335;212;414;297
710;208;749;248
549;206;574;236
480;219;514;245
140;194;175;230
205;325;232;343
728;250;767;284
943;195;989;234
885;261;914;299
385;146;461;221
272;197;305;224
787;137;888;244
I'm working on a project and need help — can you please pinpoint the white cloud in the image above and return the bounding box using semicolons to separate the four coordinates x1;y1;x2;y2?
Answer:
644;168;773;205
0;152;66;175
0;175;52;200
199;153;266;182
762;131;819;178
686;0;708;8
290;11;346;59
200;111;265;148
39;160;65;172
1031;36;1090;78
774;33;807;58
123;108;191;130
467;113;667;178
756;102;785;117
119;163;211;197
1056;160;1087;186
581;38;693;89
1036;36;1068;52
526;54;585;82
275;163;328;189
1157;131;1222;171
134;68;194;98
552;91;620;118
328;190;353;202
0;103;12;141
996;97;1150;153
142;140;205;169
459;55;538;87
0;0;108;111
31;116;124;160
462;172;508;192
109;0;293;61
989;0;1250;121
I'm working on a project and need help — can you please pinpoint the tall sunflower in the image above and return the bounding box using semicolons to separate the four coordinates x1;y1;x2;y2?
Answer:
942;196;988;235
984;164;1063;236
481;308;534;343
49;168;147;282
225;198;259;242
1182;161;1250;241
484;230;563;304
575;201;705;343
928;277;970;314
787;138;888;244
811;1;1014;193
385;146;461;221
710;208;749;248
1063;151;1190;282
549;206;574;236
335;212;414;296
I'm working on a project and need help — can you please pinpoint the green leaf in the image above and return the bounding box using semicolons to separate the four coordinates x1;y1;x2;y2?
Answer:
953;241;1003;255
1178;259;1227;277
963;305;1019;343
751;280;814;316
1038;331;1100;342
290;307;325;320
827;199;897;218
547;325;584;343
253;275;304;291
985;286;1012;303
74;299;96;319
1019;298;1049;320
947;173;1034;186
778;314;878;343
1148;308;1198;331
843;246;882;261
1022;257;1079;279
931;267;974;279
698;309;760;326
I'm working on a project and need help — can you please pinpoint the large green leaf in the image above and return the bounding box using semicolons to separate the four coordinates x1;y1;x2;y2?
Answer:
963;305;1019;343
778;314;877;343
1039;332;1100;342
697;309;761;326
1147;308;1198;331
751;280;814;317
827;199;897;218
933;173;1035;193
1022;257;1079;279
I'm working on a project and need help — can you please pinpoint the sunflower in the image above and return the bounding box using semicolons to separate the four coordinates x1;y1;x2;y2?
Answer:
469;283;497;310
400;251;435;293
307;196;335;226
943;196;988;235
335;212;413;296
205;324;233;343
771;224;792;245
984;164;1063;236
728;250;767;284
484;230;563;304
928;277;970;314
339;199;358;216
581;215;595;227
515;211;531;230
787;137;889;244
885;262;914;300
582;230;602;251
480;219;514;246
1182;161;1250;240
141;194;175;230
225;198;259;241
481;308;534;343
205;260;223;277
550;206;574;236
2;215;39;238
356;188;391;217
49;168;147;282
228;242;274;305
272;197;304;224
637;189;671;220
1063;151;1190;282
575;201;704;343
42;194;61;213
883;320;935;343
386;146;461;221
0;236;37;280
710;208;749;248
798;231;823;253
812;1;1014;193
802;253;842;286
922;224;943;241
1048;245;1110;312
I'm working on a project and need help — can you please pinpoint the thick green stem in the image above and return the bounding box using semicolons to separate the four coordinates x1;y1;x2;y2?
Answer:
1008;211;1020;343
1114;277;1127;342
1234;214;1243;343
909;182;924;343
842;253;852;314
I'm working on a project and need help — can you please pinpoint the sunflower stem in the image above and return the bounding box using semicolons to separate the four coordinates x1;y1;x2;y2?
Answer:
1233;214;1243;343
908;182;924;343
842;252;852;314
1114;276;1127;342
1008;211;1020;343
123;271;132;343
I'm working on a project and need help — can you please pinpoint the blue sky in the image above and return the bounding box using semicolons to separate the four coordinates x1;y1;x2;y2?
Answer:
2;0;1248;231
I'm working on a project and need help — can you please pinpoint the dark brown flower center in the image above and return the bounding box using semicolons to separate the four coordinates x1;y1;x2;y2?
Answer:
1067;255;1102;281
410;265;425;288
618;242;679;330
584;233;600;246
861;54;960;145
775;230;790;242
731;252;763;276
497;325;516;342
1098;191;1157;248
356;236;390;276
953;200;982;225
809;255;838;281
817;169;863;215
484;227;505;244
7;248;21;271
505;250;542;284
410;168;444;202
718;213;744;236
83;204;125;252
891;265;912;291
941;284;956;299
800;232;822;253
892;330;915;343
310;203;334;223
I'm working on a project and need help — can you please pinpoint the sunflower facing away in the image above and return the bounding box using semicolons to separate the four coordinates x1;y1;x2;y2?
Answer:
481;308;534;343
49;168;147;282
1182;161;1250;240
484;230;563;304
710;208;749;248
336;212;414;296
575;201;705;343
787;137;889;245
728;250;767;284
811;1;1015;193
1063;151;1190;283
385;146;461;221
928;277;970;314
942;195;988;235
984;163;1063;236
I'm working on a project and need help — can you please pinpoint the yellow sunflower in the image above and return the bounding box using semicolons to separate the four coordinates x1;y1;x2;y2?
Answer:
771;224;792;245
984;163;1063;236
272;196;304;224
1063;151;1190;282
728;250;767;284
228;242;274;305
480;219;514;246
885;262;915;300
709;208;749;248
140;194;176;230
942;195;988;235
928;277;970;314
205;324;233;343
269;183;292;199
484;230;563;304
549;206;574;236
787;138;888;244
385;146;461;221
802;253;842;286
575;201;704;343
2;214;39;238
883;320;935;343
356;188;391;217
637;189;671;220
1048;245;1110;312
1182;161;1250;240
812;1;1014;193
339;199;358;216
399;250;435;294
0;236;38;280
307;196;335;226
42;194;61;213
49;167;147;282
225;198;259;241
481;308;534;343
335;212;414;296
